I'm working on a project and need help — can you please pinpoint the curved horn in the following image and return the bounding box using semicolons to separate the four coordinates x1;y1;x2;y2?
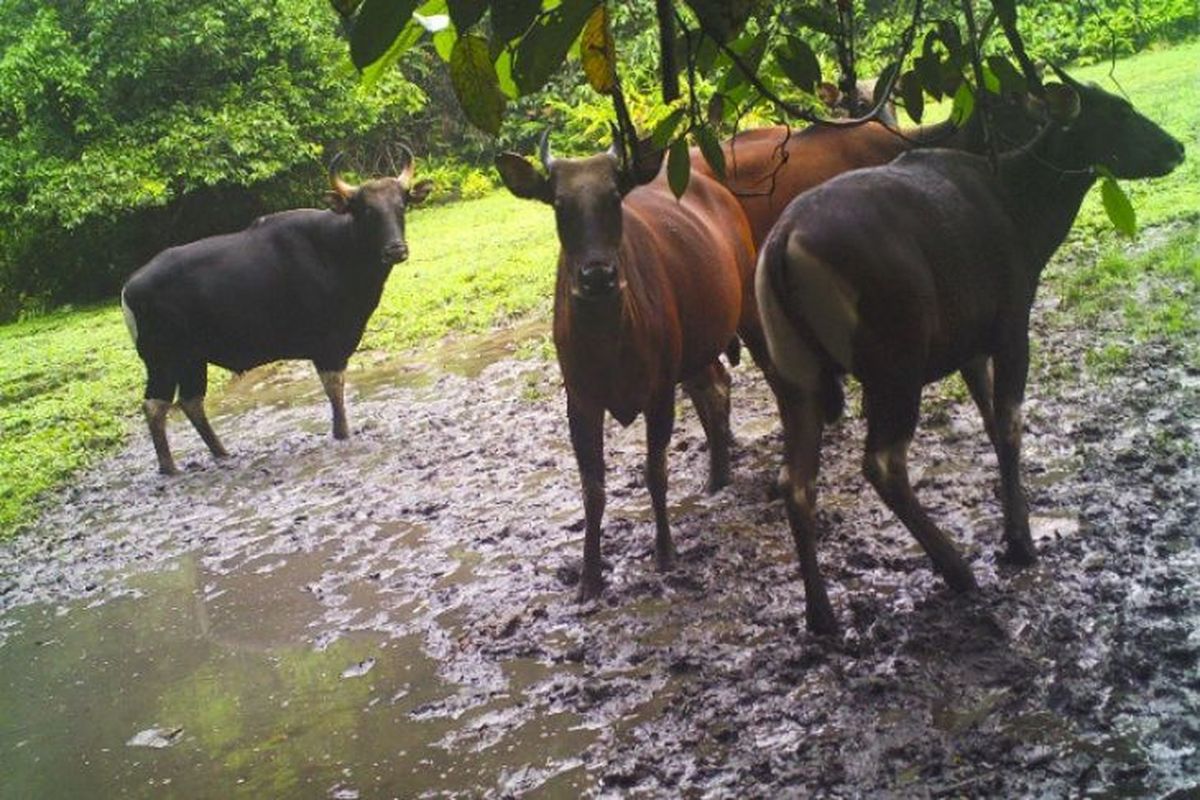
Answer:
607;121;626;163
538;128;554;172
396;143;415;187
1049;63;1080;89
328;152;357;199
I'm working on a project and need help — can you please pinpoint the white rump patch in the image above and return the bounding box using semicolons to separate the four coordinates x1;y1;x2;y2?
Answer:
120;288;138;346
785;235;859;372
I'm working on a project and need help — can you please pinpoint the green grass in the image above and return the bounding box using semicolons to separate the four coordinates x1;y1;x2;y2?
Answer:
1054;225;1200;370
0;192;556;538
0;41;1196;540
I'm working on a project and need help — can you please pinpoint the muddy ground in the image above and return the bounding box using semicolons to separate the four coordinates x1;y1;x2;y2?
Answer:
1;250;1197;798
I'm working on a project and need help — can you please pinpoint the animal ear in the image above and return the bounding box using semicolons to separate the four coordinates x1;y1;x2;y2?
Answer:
621;137;665;192
1043;83;1081;125
495;153;552;203
325;190;352;214
407;179;434;205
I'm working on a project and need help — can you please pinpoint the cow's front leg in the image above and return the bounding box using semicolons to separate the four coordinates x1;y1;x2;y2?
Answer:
645;393;677;573
568;394;606;601
315;364;350;440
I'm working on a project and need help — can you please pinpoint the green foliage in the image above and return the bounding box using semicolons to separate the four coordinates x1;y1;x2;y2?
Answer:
0;0;425;318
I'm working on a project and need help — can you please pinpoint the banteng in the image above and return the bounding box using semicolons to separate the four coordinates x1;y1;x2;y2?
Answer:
756;70;1184;634
122;151;432;475
496;132;756;600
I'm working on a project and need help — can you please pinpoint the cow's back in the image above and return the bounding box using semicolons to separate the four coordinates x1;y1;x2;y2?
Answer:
122;209;359;371
693;122;910;247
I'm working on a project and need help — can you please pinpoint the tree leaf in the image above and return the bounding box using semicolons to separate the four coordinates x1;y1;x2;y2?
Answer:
580;5;615;94
684;0;757;42
1100;173;1137;237
361;19;425;89
789;4;839;35
351;0;422;70
915;53;943;100
448;0;487;31
776;36;821;93
667;136;691;199
900;69;924;123
986;55;1027;95
652;108;686;148
450;33;507;134
937;20;963;64
697;126;725;182
433;27;457;61
491;0;541;45
951;80;975;125
513;0;598;95
993;0;1018;27
706;93;725;126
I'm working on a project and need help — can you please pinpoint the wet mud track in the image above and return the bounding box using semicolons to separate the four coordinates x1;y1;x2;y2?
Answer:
1;270;1197;797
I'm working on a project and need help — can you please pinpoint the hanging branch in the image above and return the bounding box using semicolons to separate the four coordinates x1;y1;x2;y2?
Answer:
656;0;680;103
693;0;924;128
995;1;1042;93
960;0;998;170
832;0;861;116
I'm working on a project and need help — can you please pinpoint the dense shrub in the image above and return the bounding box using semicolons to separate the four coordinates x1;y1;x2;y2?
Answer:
0;0;424;319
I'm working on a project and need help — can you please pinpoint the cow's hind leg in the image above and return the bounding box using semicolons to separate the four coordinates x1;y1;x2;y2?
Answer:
778;380;838;635
961;356;999;451
862;383;977;593
645;393;678;572
142;361;178;476
683;361;732;494
993;338;1036;564
315;363;349;440
178;362;228;461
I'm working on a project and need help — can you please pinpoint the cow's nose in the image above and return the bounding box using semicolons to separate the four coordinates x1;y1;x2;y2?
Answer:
383;242;409;263
579;261;618;295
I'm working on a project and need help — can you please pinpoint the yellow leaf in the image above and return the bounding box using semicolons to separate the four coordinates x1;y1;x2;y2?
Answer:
580;5;615;95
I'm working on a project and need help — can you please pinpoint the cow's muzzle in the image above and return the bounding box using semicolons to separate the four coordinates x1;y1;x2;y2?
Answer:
575;261;619;299
383;241;409;264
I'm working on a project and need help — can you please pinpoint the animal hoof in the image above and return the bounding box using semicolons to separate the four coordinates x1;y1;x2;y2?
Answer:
577;578;604;603
213;449;230;460
333;427;350;441
1001;541;1038;566
806;604;839;636
158;463;180;477
655;541;677;573
705;471;731;495
946;565;979;593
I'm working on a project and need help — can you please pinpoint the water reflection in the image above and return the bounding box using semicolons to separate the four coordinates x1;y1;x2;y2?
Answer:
0;552;592;798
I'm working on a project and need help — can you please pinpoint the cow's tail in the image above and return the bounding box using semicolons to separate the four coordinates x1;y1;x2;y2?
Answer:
754;231;845;423
120;287;138;347
724;336;741;367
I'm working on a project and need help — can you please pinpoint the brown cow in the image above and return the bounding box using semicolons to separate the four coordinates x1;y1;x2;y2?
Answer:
496;133;756;600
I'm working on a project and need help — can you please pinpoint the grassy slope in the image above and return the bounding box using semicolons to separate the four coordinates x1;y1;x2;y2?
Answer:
0;42;1196;539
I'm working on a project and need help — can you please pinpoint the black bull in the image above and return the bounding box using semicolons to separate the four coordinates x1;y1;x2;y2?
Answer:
121;157;432;475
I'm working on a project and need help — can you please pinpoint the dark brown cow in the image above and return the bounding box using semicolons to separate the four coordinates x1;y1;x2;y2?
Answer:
496;134;756;600
757;73;1184;634
122;152;432;475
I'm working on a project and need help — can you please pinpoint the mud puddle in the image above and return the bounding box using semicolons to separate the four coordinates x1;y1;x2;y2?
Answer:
1;267;1198;797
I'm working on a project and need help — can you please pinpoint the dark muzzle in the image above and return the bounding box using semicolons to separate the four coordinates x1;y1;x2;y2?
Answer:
383;241;409;264
578;261;618;298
